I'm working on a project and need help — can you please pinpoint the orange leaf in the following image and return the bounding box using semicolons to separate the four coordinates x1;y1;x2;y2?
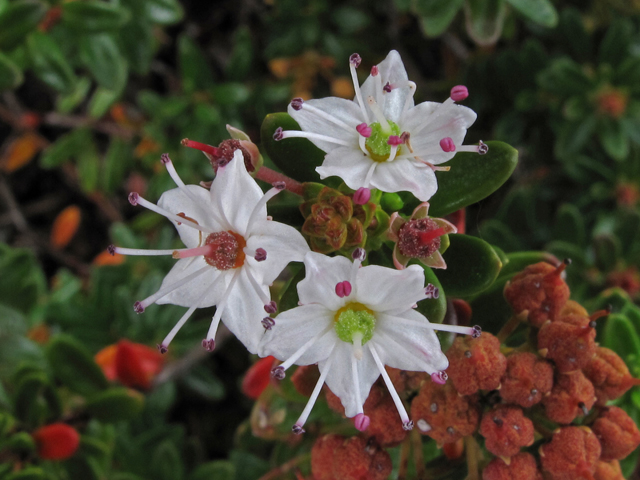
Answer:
50;205;81;249
1;132;46;173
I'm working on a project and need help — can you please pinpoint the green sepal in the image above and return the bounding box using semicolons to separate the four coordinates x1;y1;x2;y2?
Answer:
434;234;503;298
261;112;325;183
426;141;518;217
0;0;47;51
380;192;404;213
415;266;447;325
85;388;144;422
46;334;109;396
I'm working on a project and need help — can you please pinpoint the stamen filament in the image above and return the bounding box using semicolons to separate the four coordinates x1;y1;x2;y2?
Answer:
205;271;240;341
374;70;384;109
367;96;390;132
135;196;215;234
246;185;284;234
351;350;364;414
280;130;352;147
352;332;364;361
301;103;354;131
244;268;271;305
385;314;479;336
358;135;368;155
113;247;177;256
362;162;377;189
350;62;370;123
293;348;335;432
160;288;210;350
137;266;209;311
368;343;412;427
280;325;333;371
387;145;398;162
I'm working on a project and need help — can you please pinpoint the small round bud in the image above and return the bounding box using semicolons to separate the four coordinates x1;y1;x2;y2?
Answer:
542;370;595;424
584;347;640;405
480;406;534;457
500;352;553;408
591;406;640;461
32;423;80;460
482;453;542;480
540;427;601;480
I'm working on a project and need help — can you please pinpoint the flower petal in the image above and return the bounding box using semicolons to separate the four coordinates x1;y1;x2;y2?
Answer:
158;185;220;248
259;303;336;362
316;146;373;191
369;159;438;202
211;150;265;235
298;252;353;311
288;97;362;153
156;259;225;308
246;219;309;285
355;264;425;313
372;309;449;373
321;341;379;418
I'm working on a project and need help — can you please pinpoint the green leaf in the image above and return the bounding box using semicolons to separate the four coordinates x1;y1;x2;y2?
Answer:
598;18;632;68
598;118;629;161
434;234;503;297
189;461;235;480
261;112;326;183
181;365;225;401
413;0;464;37
498;251;558;278
13;372;61;427
178;35;213;93
56;76;91;113
85;388;145;422
27;32;76;92
102;138;131;193
427;141;518;217
5;467;46;480
61;1;131;32
537;58;593;96
505;0;558;27
118;18;154;75
0;0;47;51
46;334;109;396
88;84;125;118
464;0;506;46
40;128;91;168
0;244;46;314
4;432;36;454
593;234;621;271
553;204;586;247
602;314;640;364
225;26;253;81
0;52;23;90
80;33;127;90
77;140;100;193
151;440;184;480
143;0;184;24
230;450;269;480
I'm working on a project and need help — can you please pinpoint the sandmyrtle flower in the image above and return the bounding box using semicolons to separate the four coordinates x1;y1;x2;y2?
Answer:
259;249;481;434
274;50;483;202
109;150;309;354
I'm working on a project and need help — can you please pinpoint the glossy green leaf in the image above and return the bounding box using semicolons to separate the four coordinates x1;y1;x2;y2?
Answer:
0;0;47;51
602;314;640;364
56;76;91;113
88;85;125;118
498;251;558;278
593;234;621;271
40;128;91;168
189;461;235;480
85;388;145;422
181;365;225;401
505;0;558;27
0;52;23;90
46;335;109;396
413;0;464;37
80;33;127;90
416;266;446;324
5;467;46;480
598;18;633;68
27;32;76;92
143;0;183;24
102;138;131;193
0;244;46;314
13;372;61;426
261;112;325;183
428;141;518;217
61;1;131;32
434;234;502;298
464;0;506;46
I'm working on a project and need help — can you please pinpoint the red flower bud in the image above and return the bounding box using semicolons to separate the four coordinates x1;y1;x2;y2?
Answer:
332;436;392;480
500;352;553;408
482;452;542;480
311;434;345;480
96;340;164;390
242;356;276;399
537;315;596;374
540;426;601;480
594;460;624;480
584;347;640;406
480;406;534;458
32;423;80;460
591;406;640;462
543;371;596;425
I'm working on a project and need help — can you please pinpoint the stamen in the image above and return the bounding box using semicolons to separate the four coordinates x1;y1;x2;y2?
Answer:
372;66;384;106
349;53;370;123
387;136;403;146
254;248;267;262
290;97;304;110
134;266;209;313
262;316;275;330
181;138;220;159
384;314;482;337
265;301;277;314
352;187;371;205
352;247;366;261
244;268;274;310
367;96;390;132
293;100;354;131
203;271;241;345
159;288;211;353
273;127;352;147
450;85;469;102
130;194;214;234
112;246;177;256
478;140;488;155
352;331;364;361
276;325;333;374
202;339;215;351
440;138;456;153
356;123;372;138
292;348;335;434
431;371;448;385
387;145;398;162
172;244;213;259
355;413;370;432
362;162;377;189
368;343;412;428
351;349;364;416
383;82;392;93
160;153;210;206
335;280;352;298
424;284;439;299
246;183;285;232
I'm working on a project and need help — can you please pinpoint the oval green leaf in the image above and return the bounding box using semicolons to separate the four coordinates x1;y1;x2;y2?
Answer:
86;387;144;422
0;0;47;51
27;32;76;92
61;1;130;32
0;52;23;90
80;33;127;90
602;314;640;365
505;0;558;27
434;234;503;298
428;141;518;217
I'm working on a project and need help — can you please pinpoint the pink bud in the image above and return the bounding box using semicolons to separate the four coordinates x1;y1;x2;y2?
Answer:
439;137;456;153
353;187;371;205
354;413;370;432
450;85;469;102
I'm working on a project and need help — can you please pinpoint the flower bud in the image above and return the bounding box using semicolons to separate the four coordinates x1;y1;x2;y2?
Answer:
480;406;534;458
32;423;80;460
311;434;345;480
242;356;276;399
504;261;570;327
543;370;595;424
95;339;164;390
537;315;596;373
584;347;640;405
594;460;624;480
446;332;507;395
329;436;392;480
482;452;542;480
591;406;640;461
500;352;553;408
539;426;601;480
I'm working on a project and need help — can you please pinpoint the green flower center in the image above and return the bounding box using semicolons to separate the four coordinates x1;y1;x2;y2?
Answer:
365;121;402;162
334;303;376;344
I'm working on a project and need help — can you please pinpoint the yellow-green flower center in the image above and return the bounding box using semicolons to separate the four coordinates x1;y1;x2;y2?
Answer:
334;303;376;344
365;121;401;162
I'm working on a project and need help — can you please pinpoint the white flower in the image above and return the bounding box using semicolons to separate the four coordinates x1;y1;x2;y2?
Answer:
274;50;484;202
259;249;481;433
109;150;309;354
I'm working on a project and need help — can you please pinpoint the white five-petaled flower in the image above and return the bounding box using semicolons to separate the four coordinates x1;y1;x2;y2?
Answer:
259;249;481;434
109;150;309;354
275;50;483;202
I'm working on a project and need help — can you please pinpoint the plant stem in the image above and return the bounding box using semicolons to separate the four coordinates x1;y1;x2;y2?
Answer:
397;434;411;480
496;311;526;343
411;428;426;480
464;436;479;480
255;166;304;196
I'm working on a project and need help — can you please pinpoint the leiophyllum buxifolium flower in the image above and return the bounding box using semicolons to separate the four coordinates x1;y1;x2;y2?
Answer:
274;50;486;202
109;150;309;355
259;249;482;434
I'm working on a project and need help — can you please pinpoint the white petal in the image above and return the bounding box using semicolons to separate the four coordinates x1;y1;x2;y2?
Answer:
369;159;438;202
222;268;270;354
298;252;352;311
246;220;309;285
320;341;379;418
288;97;362;153
156;259;225;308
371;309;449;373
360;50;412;124
259;304;336;362
355;264;426;313
157;185;220;248
315;146;373;191
211;150;265;235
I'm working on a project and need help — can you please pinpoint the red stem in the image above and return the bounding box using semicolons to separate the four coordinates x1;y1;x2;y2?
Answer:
255;166;304;196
